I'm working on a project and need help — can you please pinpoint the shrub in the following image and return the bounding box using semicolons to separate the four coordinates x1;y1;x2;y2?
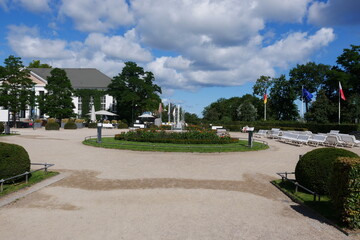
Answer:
61;118;69;123
0;122;4;133
295;148;358;194
47;118;56;123
115;129;238;144
34;119;42;123
88;122;97;128
64;119;77;129
329;157;360;229
117;121;128;129
0;142;30;180
45;122;60;130
75;119;84;123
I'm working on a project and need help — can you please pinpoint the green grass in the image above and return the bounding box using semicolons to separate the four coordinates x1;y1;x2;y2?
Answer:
272;179;341;225
83;137;269;152
0;171;58;197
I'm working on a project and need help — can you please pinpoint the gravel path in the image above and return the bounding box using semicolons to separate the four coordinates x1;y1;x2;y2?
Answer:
0;128;359;240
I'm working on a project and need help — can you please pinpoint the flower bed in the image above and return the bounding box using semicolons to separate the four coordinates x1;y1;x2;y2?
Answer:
115;129;238;144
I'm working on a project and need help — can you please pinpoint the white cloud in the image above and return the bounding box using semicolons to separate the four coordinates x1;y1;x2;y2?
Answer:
85;32;152;62
254;0;311;22
59;0;134;32
261;28;335;68
14;0;51;13
7;25;72;59
0;0;8;10
308;0;360;26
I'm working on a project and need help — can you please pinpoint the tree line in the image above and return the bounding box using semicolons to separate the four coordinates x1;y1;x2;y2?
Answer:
203;45;360;124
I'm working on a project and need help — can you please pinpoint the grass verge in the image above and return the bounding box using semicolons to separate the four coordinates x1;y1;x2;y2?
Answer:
83;137;269;152
0;171;58;198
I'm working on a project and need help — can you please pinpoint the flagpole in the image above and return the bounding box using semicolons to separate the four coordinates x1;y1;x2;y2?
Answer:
264;102;266;121
301;86;304;119
339;89;341;125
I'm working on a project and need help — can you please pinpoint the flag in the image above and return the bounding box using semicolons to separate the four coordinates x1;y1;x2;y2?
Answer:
339;82;346;100
173;108;176;118
158;102;163;113
263;93;267;104
302;88;313;101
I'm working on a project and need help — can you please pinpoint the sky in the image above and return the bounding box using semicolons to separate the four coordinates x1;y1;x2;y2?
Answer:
0;0;359;116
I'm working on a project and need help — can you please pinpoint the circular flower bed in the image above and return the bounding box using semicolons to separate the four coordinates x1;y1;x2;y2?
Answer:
115;129;238;144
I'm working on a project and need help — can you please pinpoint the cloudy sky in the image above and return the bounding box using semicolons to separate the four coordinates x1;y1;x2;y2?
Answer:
0;0;359;115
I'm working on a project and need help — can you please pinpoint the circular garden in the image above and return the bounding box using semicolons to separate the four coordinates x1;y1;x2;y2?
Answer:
83;128;268;153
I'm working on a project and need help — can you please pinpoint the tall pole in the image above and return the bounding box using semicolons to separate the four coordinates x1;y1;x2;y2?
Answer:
177;105;180;126
301;86;304;119
264;102;266;121
338;91;341;124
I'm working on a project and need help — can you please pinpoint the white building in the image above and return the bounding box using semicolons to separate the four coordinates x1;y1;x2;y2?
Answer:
28;68;115;119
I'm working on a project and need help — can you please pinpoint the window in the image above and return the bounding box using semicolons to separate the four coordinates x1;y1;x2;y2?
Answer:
78;96;82;115
101;95;106;110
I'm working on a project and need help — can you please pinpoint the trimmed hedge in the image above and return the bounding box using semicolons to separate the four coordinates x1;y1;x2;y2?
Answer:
0;122;4;133
45;122;60;130
220;121;359;134
117;121;128;129
329;157;360;229
88;122;97;128
295;148;359;194
115;129;238;144
64;120;77;129
0;142;30;180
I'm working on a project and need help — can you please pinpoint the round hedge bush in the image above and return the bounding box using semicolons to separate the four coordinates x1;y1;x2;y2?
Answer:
117;121;128;129
45;122;60;130
64;120;77;129
88;122;97;128
295;148;358;194
0;142;30;180
0;122;4;133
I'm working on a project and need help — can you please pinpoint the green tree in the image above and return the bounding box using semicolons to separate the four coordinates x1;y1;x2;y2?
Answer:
289;62;331;112
0;55;34;125
43;68;75;120
184;112;201;125
28;60;52;68
253;75;272;98
107;62;162;123
305;90;336;123
236;100;257;121
268;75;299;121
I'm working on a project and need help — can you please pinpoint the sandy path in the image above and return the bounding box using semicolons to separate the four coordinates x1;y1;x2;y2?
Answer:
0;128;358;240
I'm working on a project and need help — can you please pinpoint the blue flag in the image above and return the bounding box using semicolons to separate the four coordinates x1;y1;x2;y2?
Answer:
302;88;313;101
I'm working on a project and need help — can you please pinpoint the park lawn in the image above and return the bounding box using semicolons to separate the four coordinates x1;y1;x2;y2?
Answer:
83;137;269;153
272;179;341;226
0;171;58;197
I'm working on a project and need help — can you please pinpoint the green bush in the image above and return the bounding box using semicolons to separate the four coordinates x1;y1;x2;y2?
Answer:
115;129;238;144
0;142;30;180
117;121;128;129
88;122;97;128
45;122;60;130
0;122;4;133
64;120;77;129
295;148;359;194
329;157;360;229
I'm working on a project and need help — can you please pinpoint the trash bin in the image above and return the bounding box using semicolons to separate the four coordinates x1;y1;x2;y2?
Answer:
246;127;255;148
248;130;253;148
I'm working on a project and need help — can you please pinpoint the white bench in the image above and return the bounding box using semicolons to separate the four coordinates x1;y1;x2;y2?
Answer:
102;123;114;129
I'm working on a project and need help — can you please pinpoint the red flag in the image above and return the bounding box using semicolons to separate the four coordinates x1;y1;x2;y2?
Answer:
263;93;267;104
158;102;163;113
339;82;346;100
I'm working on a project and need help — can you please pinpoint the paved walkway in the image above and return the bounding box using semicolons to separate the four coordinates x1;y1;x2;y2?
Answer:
0;128;358;240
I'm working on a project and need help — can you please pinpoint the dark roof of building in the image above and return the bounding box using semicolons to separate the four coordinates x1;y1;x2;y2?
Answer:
28;68;112;90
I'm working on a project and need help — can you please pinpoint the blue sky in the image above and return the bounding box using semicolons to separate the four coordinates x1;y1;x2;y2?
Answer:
0;0;359;116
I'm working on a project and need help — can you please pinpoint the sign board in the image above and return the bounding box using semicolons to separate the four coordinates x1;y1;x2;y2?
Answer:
0;110;9;122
